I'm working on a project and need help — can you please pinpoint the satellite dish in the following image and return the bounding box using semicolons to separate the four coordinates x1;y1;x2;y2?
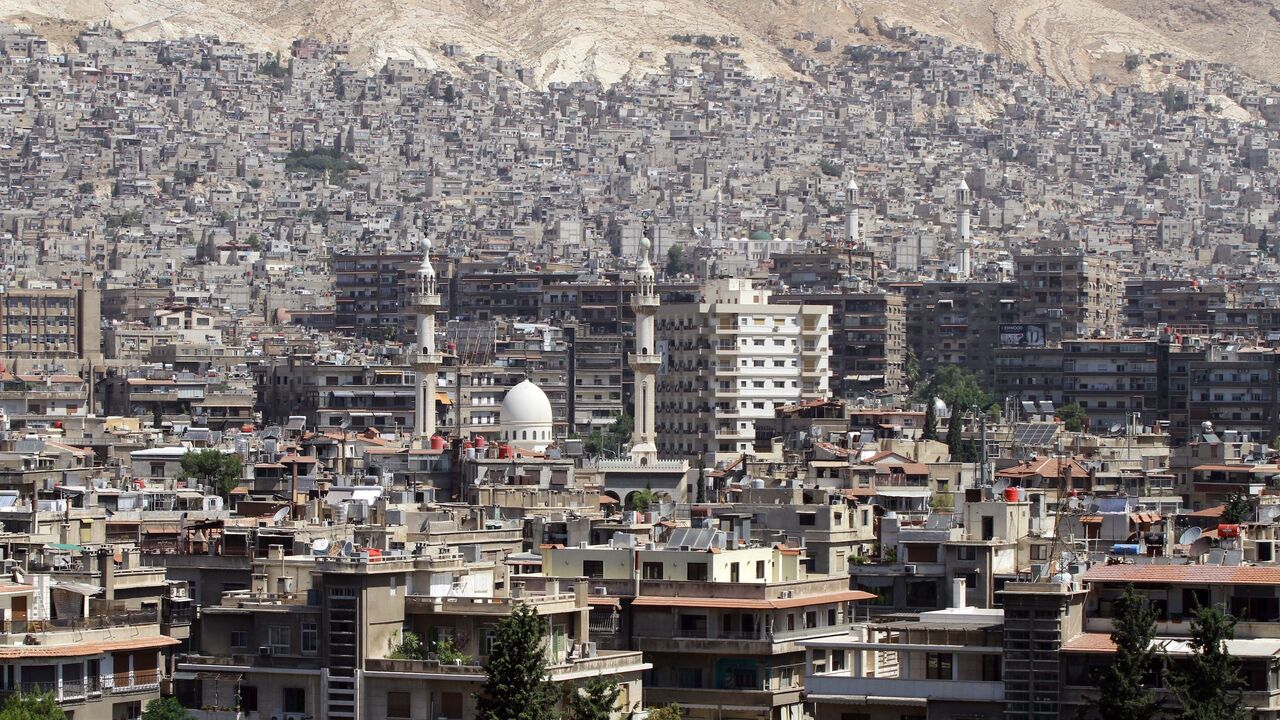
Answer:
311;539;331;555
1178;527;1203;546
271;507;290;525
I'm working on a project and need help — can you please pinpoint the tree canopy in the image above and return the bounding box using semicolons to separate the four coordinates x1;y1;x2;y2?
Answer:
569;675;622;720
666;244;690;275
1089;584;1160;720
1167;604;1246;720
1220;493;1254;524
916;365;993;412
1055;403;1087;432
0;693;66;720
179;449;242;499
476;603;556;720
140;697;192;720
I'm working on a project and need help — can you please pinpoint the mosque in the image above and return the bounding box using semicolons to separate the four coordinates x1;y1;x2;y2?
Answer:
497;378;555;452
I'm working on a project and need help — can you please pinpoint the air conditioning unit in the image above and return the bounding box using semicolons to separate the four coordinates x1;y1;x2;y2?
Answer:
904;564;917;575
779;590;793;599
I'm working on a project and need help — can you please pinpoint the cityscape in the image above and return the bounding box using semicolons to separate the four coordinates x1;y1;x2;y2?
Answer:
0;8;1277;720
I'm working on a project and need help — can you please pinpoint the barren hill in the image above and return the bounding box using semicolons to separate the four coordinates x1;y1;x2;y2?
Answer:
3;0;1278;88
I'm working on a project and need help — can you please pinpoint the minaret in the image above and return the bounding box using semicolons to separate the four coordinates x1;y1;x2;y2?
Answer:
411;237;443;447
846;178;860;246
956;177;972;277
629;237;660;464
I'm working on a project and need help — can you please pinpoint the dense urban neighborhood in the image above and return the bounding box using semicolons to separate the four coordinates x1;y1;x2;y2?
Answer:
0;15;1278;720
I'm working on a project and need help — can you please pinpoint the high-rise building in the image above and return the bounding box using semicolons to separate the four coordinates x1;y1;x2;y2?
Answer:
655;279;831;464
0;273;101;361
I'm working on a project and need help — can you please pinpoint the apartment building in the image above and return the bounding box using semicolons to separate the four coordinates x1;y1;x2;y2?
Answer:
0;275;102;361
1013;252;1121;342
655;279;831;464
178;547;647;720
0;546;189;720
775;290;906;397
332;252;420;338
542;528;873;720
891;281;1020;385
260;359;419;431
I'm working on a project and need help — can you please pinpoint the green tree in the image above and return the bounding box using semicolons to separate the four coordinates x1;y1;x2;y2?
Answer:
0;692;66;720
646;703;682;720
903;346;921;391
476;603;556;720
569;675;621;720
922;401;938;441
628;485;659;512
1088;585;1160;720
77;182;94;194
945;411;966;462
1055;403;1087;432
389;629;424;660
140;697;192;720
666;244;690;275
179;449;243;499
1167;604;1246;720
916;365;993;412
1220;493;1254;524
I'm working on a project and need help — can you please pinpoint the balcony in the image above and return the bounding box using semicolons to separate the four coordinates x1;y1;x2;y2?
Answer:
805;674;1004;702
630;353;661;368
636;623;851;653
0;609;159;636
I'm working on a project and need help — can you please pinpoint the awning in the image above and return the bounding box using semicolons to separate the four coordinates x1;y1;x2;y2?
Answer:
44;543;86;553
435;392;453;405
52;581;103;596
874;487;932;497
631;590;875;609
173;671;243;682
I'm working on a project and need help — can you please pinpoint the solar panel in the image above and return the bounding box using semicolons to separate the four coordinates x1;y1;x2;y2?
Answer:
1013;422;1059;447
1038;400;1055;414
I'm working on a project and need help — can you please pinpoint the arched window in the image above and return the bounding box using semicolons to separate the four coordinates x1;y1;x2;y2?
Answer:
522;430;528;440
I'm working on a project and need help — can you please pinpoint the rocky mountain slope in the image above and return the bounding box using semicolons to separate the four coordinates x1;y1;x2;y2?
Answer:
3;0;1278;88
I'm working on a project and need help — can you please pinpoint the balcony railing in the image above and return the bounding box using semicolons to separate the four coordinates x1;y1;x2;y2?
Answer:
0;610;158;635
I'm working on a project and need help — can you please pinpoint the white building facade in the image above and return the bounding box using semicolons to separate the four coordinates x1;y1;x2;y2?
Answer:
655;278;832;465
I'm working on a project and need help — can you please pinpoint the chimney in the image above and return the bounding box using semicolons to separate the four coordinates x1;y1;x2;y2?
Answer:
952;577;967;609
98;548;115;602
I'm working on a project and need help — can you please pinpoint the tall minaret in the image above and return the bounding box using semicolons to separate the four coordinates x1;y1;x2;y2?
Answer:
411;237;443;447
846;178;860;246
629;237;660;464
955;177;972;277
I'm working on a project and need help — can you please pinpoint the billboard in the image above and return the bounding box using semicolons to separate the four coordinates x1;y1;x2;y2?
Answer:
1000;323;1046;348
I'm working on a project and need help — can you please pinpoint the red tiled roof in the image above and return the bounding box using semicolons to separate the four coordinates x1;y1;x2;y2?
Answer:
1063;632;1117;654
1083;564;1280;586
0;635;179;659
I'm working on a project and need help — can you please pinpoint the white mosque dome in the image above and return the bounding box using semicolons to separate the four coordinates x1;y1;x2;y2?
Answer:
501;379;554;449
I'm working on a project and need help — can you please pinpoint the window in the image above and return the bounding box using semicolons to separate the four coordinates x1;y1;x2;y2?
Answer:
112;702;141;720
926;652;954;680
1030;544;1048;561
756;560;766;579
387;692;412;718
687;563;708;581
230;631;248;649
239;686;258;712
269;626;290;654
283;687;306;714
582;560;604;579
798;513;816;526
642;562;663;580
301;623;318;655
957;546;976;561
